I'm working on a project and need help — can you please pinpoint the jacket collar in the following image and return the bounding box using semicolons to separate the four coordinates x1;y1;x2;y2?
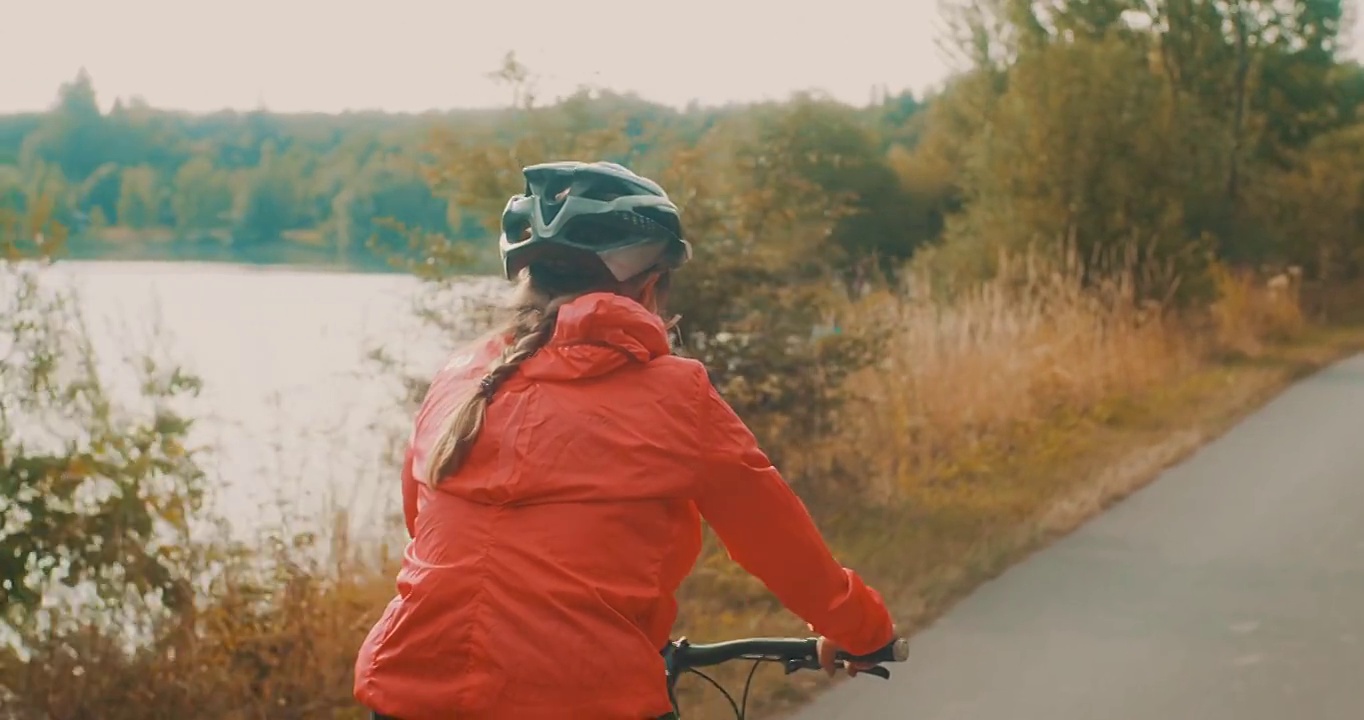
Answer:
519;292;672;381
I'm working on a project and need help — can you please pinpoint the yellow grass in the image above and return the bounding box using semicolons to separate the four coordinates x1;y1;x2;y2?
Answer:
90;225;179;243
9;258;1362;720
282;228;328;246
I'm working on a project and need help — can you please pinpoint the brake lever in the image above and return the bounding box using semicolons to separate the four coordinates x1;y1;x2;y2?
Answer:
783;658;892;680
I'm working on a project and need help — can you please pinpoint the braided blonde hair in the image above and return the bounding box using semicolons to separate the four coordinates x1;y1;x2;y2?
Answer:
422;265;670;486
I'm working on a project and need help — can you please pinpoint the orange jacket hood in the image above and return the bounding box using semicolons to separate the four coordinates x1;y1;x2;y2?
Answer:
518;292;673;382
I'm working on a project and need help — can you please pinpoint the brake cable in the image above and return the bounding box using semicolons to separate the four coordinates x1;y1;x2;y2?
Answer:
738;658;763;719
685;667;741;718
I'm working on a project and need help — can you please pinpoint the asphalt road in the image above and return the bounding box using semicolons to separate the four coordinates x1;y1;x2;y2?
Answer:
791;354;1364;720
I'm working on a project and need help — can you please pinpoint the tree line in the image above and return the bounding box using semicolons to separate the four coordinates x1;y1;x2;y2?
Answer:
0;65;928;271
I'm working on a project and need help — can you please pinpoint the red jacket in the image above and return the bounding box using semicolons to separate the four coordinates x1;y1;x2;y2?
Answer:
354;292;894;719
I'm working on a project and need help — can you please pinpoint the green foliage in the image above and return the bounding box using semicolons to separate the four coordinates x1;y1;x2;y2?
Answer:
232;143;307;244
658;131;881;459
116;165;160;229
171;156;233;234
748;96;933;282
920;0;1364;294
1;210;208;636
938;35;1216;297
79;162;123;223
1256;123;1364;279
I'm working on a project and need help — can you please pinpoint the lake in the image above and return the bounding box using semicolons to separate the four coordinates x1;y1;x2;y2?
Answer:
34;260;505;542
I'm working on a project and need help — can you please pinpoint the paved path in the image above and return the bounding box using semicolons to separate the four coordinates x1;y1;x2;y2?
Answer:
792;355;1364;720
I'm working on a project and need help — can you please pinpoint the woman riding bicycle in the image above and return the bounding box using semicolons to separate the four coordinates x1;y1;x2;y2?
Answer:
353;160;898;719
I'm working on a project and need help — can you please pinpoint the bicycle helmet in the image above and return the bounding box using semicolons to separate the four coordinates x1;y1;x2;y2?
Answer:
498;160;692;282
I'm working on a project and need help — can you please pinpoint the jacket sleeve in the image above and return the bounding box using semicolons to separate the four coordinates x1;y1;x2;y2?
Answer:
691;372;895;656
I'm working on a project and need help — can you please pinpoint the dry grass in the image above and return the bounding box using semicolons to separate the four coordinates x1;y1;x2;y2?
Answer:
89;226;179;244
6;258;1359;720
4;516;398;720
1208;263;1305;357
848;258;1196;503
281;229;328;247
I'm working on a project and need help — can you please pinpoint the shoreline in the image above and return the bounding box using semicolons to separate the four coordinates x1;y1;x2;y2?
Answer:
44;255;504;284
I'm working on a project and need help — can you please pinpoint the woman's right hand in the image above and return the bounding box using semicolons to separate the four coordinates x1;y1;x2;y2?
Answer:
816;636;879;678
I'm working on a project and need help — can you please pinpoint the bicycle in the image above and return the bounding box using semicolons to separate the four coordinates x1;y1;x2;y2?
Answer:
662;635;909;719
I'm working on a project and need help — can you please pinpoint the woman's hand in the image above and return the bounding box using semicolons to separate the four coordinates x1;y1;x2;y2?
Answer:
815;636;878;678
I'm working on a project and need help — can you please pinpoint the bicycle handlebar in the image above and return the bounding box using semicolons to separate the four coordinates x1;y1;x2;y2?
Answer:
666;635;909;680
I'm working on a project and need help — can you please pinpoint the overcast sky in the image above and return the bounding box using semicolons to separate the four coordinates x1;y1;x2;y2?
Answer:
1;0;1361;114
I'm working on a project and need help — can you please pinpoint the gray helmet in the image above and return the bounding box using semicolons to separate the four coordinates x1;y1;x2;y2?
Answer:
498;160;692;282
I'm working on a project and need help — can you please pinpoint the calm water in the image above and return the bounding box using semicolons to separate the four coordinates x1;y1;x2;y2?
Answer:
40;261;501;540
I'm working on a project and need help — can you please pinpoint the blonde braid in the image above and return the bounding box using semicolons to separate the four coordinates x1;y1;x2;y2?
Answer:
422;298;568;486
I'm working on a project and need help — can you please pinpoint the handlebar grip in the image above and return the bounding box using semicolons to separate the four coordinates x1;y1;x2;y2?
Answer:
838;637;909;664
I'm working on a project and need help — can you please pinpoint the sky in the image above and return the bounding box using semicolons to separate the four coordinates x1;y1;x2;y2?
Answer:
0;0;954;114
1;0;1362;115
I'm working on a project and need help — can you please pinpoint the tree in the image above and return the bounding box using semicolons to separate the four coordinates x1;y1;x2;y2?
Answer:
1264;123;1364;280
333;155;450;261
0;167;24;214
116;165;160;228
25;69;111;181
232;142;305;244
751;96;931;283
171;156;233;233
79;163;123;225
